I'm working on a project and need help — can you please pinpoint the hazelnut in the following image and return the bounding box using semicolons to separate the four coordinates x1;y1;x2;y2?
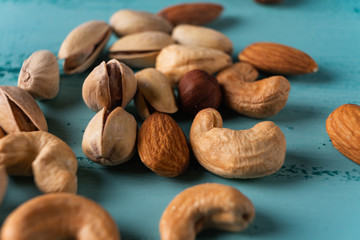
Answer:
178;69;222;115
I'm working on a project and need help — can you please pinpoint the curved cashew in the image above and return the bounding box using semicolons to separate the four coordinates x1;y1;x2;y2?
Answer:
190;108;286;178
159;183;255;240
0;131;77;193
217;62;290;118
0;165;7;205
1;193;120;240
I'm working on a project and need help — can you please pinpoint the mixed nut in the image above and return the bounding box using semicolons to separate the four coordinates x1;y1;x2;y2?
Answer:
0;1;355;239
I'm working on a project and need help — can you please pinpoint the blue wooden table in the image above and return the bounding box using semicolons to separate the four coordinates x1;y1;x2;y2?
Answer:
1;0;360;239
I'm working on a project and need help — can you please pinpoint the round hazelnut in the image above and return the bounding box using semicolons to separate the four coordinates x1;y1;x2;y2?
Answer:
178;69;222;115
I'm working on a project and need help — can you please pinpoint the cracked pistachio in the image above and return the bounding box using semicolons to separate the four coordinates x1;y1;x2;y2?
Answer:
58;21;112;74
134;68;178;119
109;31;174;68
82;59;137;112
18;50;59;100
110;10;173;37
0;86;47;134
82;107;137;166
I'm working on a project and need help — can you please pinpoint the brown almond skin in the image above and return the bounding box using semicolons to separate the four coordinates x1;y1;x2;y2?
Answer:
178;69;222;115
158;3;223;26
137;112;189;177
239;42;318;75
326;104;360;164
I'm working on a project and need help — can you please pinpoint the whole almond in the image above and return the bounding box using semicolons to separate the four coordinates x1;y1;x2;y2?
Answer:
158;3;223;26
326;104;360;164
137;112;189;177
239;42;318;75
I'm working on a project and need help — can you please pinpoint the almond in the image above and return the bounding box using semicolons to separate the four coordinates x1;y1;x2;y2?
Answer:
326;104;360;164
137;112;189;177
238;42;318;75
158;3;223;26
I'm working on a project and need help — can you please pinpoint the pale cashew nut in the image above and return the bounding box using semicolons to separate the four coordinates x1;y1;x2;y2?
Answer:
1;193;120;240
190;108;286;178
217;62;290;118
159;183;255;240
0;165;7;205
0;131;77;193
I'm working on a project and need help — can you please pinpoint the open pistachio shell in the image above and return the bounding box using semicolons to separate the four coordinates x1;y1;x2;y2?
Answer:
58;21;112;74
82;107;137;166
109;31;174;68
82;59;137;112
110;10;173;37
134;68;178;119
18;50;59;100
156;44;232;86
0;86;48;134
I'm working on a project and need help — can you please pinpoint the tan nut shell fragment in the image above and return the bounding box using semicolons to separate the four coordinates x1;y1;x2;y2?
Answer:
58;21;111;74
156;44;232;85
82;59;137;112
160;183;255;240
0;165;8;205
135;68;178;119
18;50;59;100
110;10;173;37
190;108;286;178
82;107;137;166
217;62;291;118
0;86;48;134
1;193;120;240
0;131;77;193
172;24;233;53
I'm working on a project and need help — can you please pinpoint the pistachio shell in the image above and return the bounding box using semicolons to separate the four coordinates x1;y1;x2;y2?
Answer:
82;107;137;166
134;68;178;119
58;21;111;74
18;50;59;100
0;86;48;134
82;59;137;112
172;24;233;53
156;44;232;85
109;52;159;69
110;10;173;37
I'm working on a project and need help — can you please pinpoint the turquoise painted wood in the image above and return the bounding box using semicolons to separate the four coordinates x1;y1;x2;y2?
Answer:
1;0;360;239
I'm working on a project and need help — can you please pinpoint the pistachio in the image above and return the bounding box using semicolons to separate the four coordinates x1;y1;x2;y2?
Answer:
18;50;59;100
82;107;137;166
0;86;47;134
134;68;178;119
172;24;233;53
58;21;112;74
0;127;5;139
109;31;174;68
82;59;137;112
110;10;173;37
156;44;232;85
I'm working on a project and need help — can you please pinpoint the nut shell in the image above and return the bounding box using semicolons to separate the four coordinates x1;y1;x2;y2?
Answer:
326;104;360;164
239;42;318;75
18;50;59;100
82;107;137;166
0;86;48;134
178;69;222;115
110;10;172;37
82;59;137;112
134;68;178;119
58;21;111;74
137;112;189;177
156;44;232;85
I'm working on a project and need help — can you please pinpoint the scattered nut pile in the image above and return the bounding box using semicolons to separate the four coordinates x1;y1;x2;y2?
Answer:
0;1;358;239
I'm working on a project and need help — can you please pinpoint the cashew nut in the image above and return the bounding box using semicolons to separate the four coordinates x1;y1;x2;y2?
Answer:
159;183;255;240
1;193;120;240
217;62;290;118
190;108;286;178
0;131;77;193
0;165;7;205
